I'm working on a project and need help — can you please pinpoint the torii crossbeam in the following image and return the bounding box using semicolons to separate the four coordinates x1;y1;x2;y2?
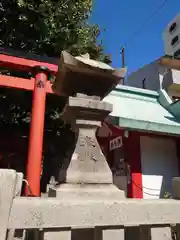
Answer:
0;48;59;196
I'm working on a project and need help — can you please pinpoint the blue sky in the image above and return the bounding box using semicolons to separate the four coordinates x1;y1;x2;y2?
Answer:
91;0;180;74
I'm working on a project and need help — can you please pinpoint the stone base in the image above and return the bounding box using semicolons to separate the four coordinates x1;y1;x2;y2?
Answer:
46;184;125;240
48;183;126;200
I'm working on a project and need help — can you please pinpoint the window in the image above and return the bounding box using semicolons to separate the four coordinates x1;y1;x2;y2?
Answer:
169;22;177;33
174;49;180;57
171;36;179;46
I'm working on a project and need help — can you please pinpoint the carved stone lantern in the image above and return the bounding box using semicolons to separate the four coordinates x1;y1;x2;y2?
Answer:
53;51;126;99
51;51;126;187
47;51;127;239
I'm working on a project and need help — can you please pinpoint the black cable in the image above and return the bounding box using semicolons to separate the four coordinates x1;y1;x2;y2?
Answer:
131;179;160;197
22;179;36;197
121;0;170;49
132;179;160;191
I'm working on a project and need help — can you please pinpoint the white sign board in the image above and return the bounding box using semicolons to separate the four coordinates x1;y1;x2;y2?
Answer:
109;136;122;151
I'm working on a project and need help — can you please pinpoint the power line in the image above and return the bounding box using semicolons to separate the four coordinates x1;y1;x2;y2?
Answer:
121;0;170;49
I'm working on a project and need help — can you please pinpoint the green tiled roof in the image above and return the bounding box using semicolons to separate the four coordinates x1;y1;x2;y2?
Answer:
104;85;180;135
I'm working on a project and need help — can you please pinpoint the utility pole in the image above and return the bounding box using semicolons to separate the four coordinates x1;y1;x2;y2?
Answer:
120;45;125;84
120;46;125;68
142;77;146;89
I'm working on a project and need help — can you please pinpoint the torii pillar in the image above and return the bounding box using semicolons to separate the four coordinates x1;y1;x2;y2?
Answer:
25;66;49;196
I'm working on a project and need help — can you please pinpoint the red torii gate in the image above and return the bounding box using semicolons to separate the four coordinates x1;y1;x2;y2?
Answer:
0;49;59;197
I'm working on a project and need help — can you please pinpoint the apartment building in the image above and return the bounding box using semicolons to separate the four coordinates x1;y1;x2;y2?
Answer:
127;14;180;98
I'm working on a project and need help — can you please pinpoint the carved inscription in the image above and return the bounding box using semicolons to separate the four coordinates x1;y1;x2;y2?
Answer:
36;80;45;88
78;134;99;162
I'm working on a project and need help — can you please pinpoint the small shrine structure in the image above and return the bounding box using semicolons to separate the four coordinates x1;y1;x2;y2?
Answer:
97;84;180;199
122;55;180;198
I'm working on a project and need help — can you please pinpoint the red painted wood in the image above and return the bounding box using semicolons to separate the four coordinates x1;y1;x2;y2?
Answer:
124;132;143;198
0;75;54;93
25;69;48;196
0;54;58;74
97;127;142;198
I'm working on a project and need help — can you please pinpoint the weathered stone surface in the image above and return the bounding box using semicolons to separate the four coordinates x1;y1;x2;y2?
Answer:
9;198;180;229
76;94;100;100
68;97;112;112
0;169;17;240
56;122;113;184
44;91;123;240
7;172;24;240
104;229;124;240
65;126;113;184
57;96;113;184
54;51;126;99
151;227;171;240
44;231;70;240
49;184;125;199
15;172;23;197
62;97;113;124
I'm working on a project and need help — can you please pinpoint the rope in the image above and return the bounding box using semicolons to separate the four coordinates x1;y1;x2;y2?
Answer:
22;179;36;197
131;179;161;197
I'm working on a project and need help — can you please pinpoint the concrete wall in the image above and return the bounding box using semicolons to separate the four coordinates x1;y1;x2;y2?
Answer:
126;60;161;91
140;136;179;199
126;60;180;98
164;69;180;98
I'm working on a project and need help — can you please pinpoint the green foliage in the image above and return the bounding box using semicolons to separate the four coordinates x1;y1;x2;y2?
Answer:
0;0;103;59
0;0;108;136
163;191;172;199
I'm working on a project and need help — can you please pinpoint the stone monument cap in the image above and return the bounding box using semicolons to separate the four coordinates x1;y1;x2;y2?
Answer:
53;51;127;99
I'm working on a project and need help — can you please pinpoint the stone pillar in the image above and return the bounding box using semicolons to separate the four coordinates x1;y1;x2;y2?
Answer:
47;95;125;240
56;118;112;186
0;170;19;240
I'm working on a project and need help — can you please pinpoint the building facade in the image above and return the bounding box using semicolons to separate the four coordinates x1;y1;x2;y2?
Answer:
127;13;180;98
163;13;180;58
126;58;180;98
97;85;180;199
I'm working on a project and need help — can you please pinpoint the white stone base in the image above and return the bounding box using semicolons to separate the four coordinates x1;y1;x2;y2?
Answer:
45;184;125;240
48;184;126;200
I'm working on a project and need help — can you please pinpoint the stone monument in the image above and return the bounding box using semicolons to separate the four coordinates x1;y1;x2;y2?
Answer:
47;51;127;240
